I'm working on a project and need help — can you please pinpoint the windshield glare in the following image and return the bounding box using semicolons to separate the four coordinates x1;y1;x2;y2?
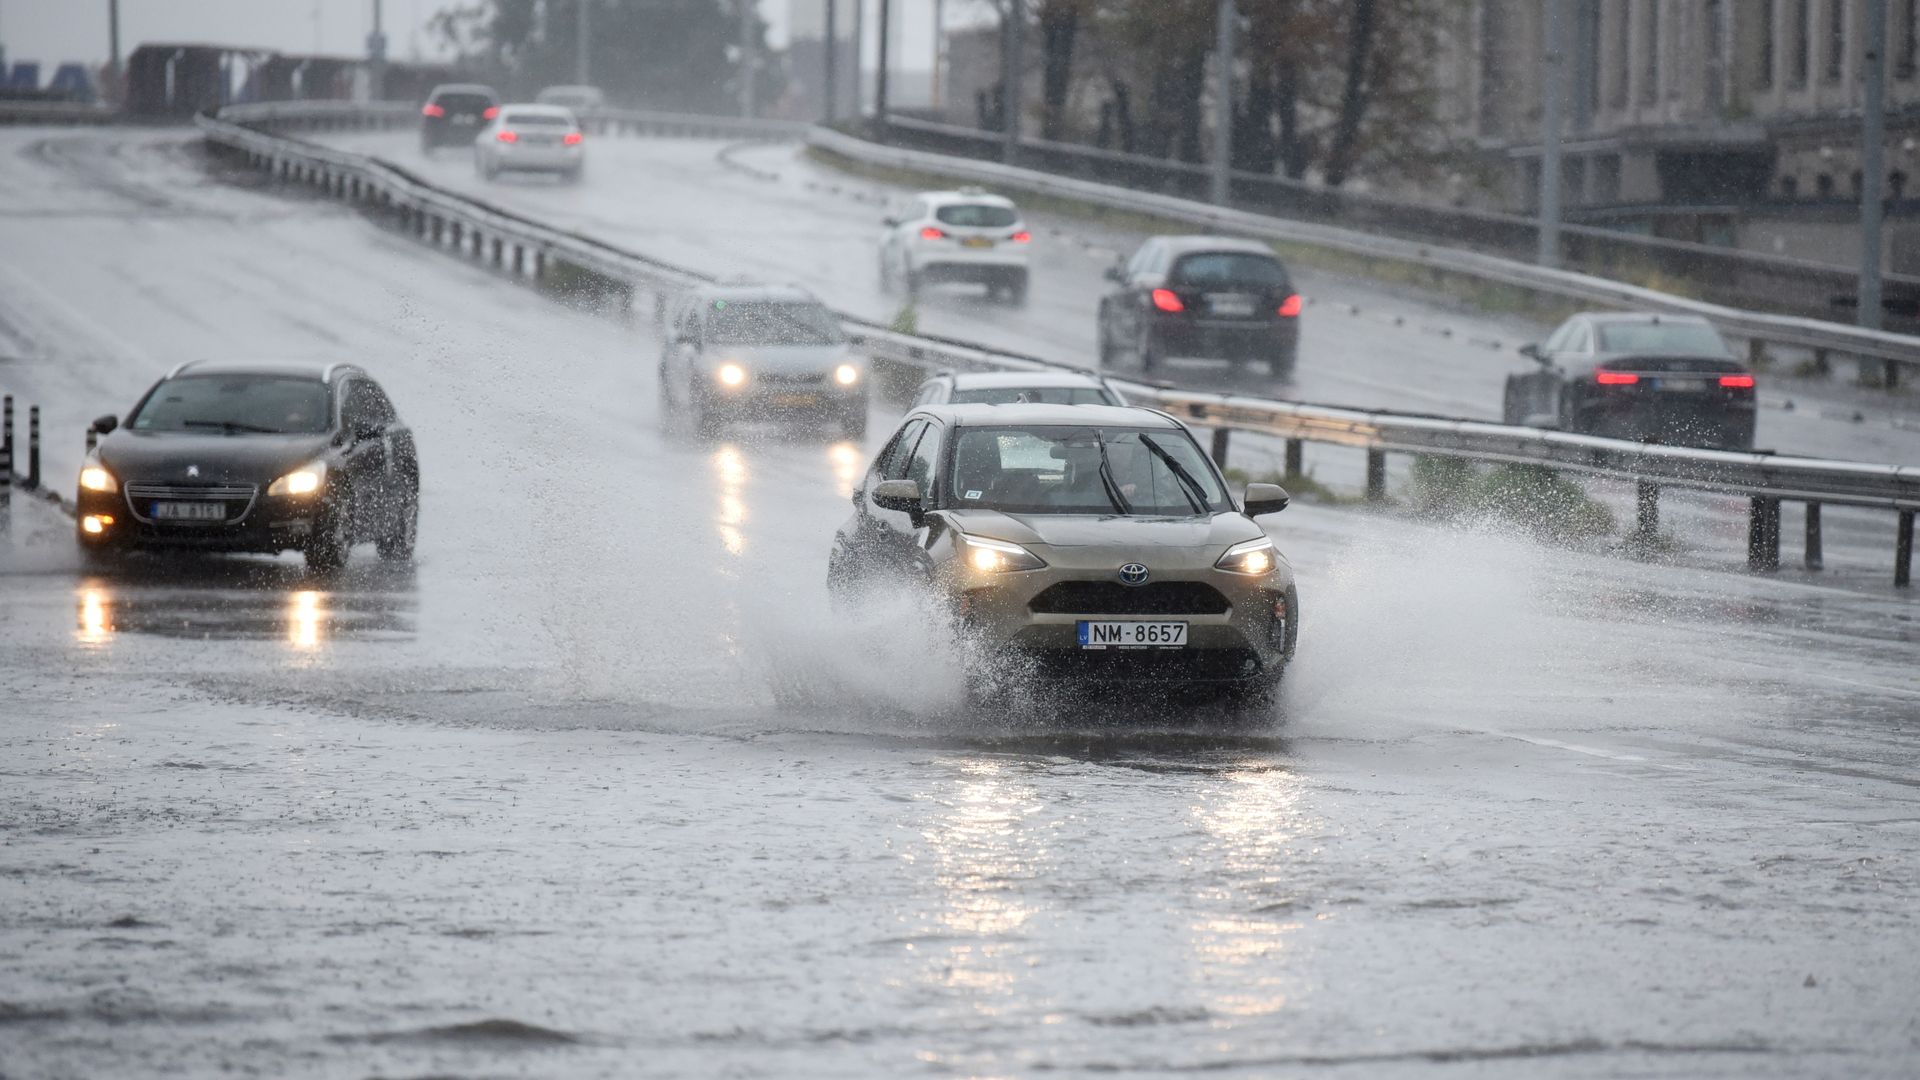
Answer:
949;426;1229;516
949;387;1117;406
1597;321;1729;355
707;301;844;347
129;375;331;435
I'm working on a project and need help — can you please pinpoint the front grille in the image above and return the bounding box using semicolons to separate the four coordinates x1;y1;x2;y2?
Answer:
754;372;826;386
1028;580;1231;616
1014;647;1266;682
124;483;259;525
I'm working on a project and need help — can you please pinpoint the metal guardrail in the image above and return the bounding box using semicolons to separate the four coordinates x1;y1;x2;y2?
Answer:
877;114;1920;342
197;103;1919;585
216;99;805;142
818;126;1920;385
0;100;117;125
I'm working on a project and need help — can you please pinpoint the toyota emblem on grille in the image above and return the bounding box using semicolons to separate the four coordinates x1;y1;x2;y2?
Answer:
186;465;200;478
1118;563;1150;586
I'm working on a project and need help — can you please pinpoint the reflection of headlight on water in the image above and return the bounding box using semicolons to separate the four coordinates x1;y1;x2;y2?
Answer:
76;588;113;645
288;590;325;649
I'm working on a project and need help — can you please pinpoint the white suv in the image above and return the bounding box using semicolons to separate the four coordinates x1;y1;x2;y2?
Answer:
879;190;1031;305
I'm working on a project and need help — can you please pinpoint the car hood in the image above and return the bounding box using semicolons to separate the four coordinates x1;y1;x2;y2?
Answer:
97;430;333;486
708;344;855;376
946;509;1262;549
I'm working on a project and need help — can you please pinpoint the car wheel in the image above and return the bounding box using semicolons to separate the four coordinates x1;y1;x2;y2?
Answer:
1138;329;1160;373
1501;378;1523;425
1556;388;1580;433
1097;320;1115;368
376;483;419;562
691;391;724;438
305;492;352;575
563;163;584;184
905;267;923;298
1005;272;1029;307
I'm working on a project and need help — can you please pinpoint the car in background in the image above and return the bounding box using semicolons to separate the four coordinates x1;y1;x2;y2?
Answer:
911;369;1126;407
880;189;1032;305
660;284;869;438
76;361;419;573
1097;236;1302;381
475;105;585;182
420;83;499;152
1503;312;1757;450
535;84;606;112
827;404;1296;711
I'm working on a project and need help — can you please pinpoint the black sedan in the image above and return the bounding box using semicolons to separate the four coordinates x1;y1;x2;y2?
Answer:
77;361;419;572
420;82;499;152
1096;236;1302;381
1503;312;1757;451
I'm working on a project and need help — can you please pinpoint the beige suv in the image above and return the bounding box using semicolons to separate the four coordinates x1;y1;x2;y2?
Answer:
828;404;1297;709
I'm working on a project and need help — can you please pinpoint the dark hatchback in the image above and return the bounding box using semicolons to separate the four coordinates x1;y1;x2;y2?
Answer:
77;361;419;572
1097;236;1302;381
420;83;499;151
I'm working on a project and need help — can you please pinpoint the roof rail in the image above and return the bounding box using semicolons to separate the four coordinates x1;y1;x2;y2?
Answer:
164;360;200;378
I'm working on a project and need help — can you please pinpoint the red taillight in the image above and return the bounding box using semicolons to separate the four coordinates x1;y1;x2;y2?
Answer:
482;106;500;120
496;130;518;143
421;103;445;118
1010;230;1032;243
920;226;946;241
1277;293;1303;317
1718;373;1756;388
563;131;583;146
1151;288;1185;313
1595;370;1640;385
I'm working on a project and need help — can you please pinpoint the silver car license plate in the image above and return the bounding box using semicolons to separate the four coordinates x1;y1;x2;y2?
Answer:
153;501;227;521
1078;621;1188;649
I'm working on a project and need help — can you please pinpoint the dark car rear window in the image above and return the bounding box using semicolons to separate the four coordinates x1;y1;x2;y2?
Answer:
1169;252;1289;288
1596;322;1729;356
934;204;1018;228
432;93;495;113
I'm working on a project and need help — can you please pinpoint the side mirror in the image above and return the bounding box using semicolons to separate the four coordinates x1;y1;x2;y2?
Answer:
871;478;924;515
1103;264;1126;284
1518;342;1544;363
354;422;383;443
882;215;899;228
91;414;119;436
1242;482;1290;516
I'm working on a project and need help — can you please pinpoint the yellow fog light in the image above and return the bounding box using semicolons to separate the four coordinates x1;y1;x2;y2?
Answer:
834;363;861;386
79;466;117;493
82;514;114;534
717;363;747;387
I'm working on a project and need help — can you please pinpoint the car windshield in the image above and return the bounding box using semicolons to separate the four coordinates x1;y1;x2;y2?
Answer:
934;203;1018;227
129;375;331;435
502;112;571;127
1170;252;1289;288
949;425;1230;516
432;93;494;113
949;387;1118;406
1597;321;1729;355
706;300;844;346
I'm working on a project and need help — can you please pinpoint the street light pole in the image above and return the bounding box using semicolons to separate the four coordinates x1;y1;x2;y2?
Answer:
576;0;591;86
1211;0;1236;206
367;0;387;102
824;0;838;124
1861;0;1889;337
1537;0;1566;269
1002;0;1023;161
876;0;890;129
739;0;754;117
108;0;122;89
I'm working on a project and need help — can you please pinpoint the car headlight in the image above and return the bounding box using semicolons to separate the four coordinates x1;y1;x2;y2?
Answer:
716;362;748;387
267;461;327;497
834;363;861;386
959;533;1046;573
79;465;118;493
1215;536;1277;576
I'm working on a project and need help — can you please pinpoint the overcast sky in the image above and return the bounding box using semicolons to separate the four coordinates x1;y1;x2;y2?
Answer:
0;1;960;70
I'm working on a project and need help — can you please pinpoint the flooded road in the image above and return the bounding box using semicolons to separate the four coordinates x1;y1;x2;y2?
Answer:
2;127;1919;1078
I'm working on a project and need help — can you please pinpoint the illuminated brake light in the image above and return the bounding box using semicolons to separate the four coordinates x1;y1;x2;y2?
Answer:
1718;373;1756;388
1151;288;1185;313
920;226;946;241
1010;230;1032;243
1595;370;1640;385
563;131;583;145
496;130;518;143
482;106;500;120
421;103;446;118
1277;293;1303;317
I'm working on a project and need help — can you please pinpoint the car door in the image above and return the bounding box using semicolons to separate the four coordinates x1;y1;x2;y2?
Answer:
1117;241;1165;343
362;379;412;527
841;418;924;564
1516;317;1579;418
1545;318;1595;422
886;418;944;578
336;379;390;537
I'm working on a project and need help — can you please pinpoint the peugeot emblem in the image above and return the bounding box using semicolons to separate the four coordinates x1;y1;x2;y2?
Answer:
186;465;200;478
1118;562;1150;586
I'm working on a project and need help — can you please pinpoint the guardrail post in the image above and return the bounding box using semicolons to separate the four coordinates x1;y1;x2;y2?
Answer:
1747;338;1766;368
1811;347;1830;376
1898;510;1915;587
2;395;11;474
491;237;503;267
1210;427;1230;469
1633;480;1659;546
1804;503;1824;570
431;215;444;244
513;245;525;276
533;250;546;280
1747;496;1781;572
1365;449;1387;502
1887;359;1902;390
1284;438;1302;478
25;406;38;490
450;221;463;250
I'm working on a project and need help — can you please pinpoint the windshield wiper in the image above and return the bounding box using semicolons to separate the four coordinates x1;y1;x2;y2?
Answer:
1138;434;1210;514
1093;435;1133;516
180;419;280;435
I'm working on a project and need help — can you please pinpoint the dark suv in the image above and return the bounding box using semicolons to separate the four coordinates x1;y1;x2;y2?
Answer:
420;83;499;152
76;361;419;572
1097;236;1302;381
